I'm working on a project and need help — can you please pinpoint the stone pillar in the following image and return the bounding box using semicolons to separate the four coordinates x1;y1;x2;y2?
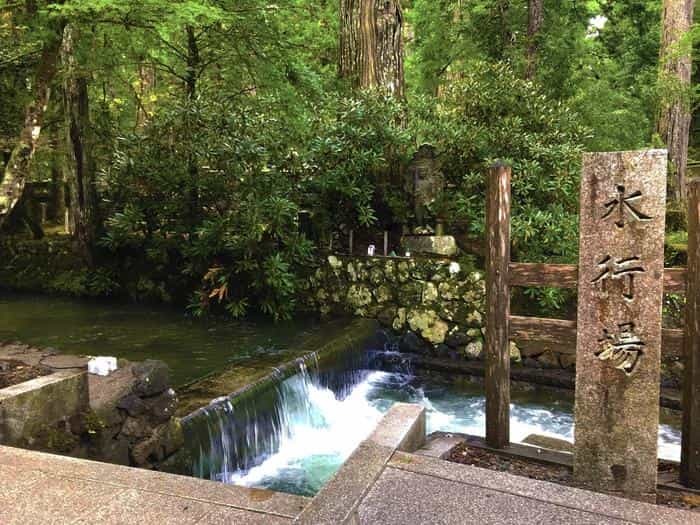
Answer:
573;150;667;499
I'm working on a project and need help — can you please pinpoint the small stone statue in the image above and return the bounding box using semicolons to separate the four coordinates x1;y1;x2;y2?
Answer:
406;144;443;228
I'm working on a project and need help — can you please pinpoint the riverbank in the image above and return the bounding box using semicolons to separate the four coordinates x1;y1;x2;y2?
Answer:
0;239;688;387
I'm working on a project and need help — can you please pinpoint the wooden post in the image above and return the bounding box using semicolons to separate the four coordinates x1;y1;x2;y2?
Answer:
349;229;354;255
681;178;700;488
485;162;511;448
384;231;389;256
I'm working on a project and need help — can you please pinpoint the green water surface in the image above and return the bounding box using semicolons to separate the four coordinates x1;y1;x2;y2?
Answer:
0;293;320;387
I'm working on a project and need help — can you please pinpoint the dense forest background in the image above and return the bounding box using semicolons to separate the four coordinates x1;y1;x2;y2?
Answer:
0;0;697;319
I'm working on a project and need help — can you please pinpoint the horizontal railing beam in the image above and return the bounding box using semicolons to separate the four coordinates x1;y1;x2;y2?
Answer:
664;268;688;293
509;315;684;358
508;263;578;288
508;263;687;294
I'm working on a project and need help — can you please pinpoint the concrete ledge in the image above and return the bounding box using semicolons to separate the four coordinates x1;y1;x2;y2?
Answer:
368;402;427;453
0;445;308;520
387;452;695;525
0;371;88;445
295;403;425;525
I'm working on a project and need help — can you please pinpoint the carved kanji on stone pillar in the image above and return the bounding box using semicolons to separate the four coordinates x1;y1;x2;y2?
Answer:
574;150;667;500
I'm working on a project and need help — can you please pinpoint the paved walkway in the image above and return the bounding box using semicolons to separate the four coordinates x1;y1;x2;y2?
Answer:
358;452;698;525
1;431;698;524
0;445;308;524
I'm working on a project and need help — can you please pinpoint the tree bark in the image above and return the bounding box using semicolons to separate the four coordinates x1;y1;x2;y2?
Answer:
657;0;696;203
62;24;98;259
525;0;544;80
185;25;199;101
339;0;404;98
135;62;156;129
339;0;359;81
0;35;61;227
185;25;200;224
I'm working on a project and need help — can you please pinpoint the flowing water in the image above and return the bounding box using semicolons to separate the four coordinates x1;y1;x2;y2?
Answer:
185;348;683;497
0;294;683;497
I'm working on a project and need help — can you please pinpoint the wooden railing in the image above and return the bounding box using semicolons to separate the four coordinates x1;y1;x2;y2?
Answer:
484;163;699;489
508;264;687;358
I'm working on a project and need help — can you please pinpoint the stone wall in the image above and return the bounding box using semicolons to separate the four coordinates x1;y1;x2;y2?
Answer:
302;256;493;362
301;256;682;386
1;238;682;386
91;359;184;469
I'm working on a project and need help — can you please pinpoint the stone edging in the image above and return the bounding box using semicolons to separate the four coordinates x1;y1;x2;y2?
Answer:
0;370;88;446
294;403;426;525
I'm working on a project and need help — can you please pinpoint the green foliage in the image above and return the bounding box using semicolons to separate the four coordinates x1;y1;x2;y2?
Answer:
406;0;666;154
83;410;106;436
34;423;79;454
411;61;588;264
0;6;50;153
101;95;307;319
408;61;589;313
48;269;119;297
2;0;693;321
663;293;685;329
305;92;411;233
99;87;413;319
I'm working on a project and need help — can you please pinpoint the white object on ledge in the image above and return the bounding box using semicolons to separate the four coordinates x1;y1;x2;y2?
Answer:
88;356;118;376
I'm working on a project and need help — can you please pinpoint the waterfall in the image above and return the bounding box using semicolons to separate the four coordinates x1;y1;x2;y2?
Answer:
182;339;682;497
182;349;389;494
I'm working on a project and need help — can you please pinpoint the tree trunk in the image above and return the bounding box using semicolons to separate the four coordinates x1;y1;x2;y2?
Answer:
185;25;199;101
339;0;359;81
339;0;404;98
62;24;98;260
185;25;200;224
525;0;544;80
0;35;61;227
135;62;156;129
657;0;696;204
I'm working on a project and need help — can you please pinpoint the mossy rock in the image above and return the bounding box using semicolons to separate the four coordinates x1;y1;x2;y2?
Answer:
346;284;373;309
407;309;449;344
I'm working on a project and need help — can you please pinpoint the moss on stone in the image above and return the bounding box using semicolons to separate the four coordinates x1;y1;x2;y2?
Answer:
34;423;79;454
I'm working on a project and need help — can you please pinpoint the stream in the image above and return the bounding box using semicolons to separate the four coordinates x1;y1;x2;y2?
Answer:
0;293;318;386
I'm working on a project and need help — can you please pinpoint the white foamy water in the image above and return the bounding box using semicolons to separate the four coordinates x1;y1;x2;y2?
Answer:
228;371;387;491
220;368;682;494
420;395;681;462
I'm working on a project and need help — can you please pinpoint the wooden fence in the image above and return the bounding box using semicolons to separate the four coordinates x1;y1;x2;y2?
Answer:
484;165;700;488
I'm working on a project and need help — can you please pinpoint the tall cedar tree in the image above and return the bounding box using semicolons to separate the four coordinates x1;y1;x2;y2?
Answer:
657;0;696;203
340;0;405;97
